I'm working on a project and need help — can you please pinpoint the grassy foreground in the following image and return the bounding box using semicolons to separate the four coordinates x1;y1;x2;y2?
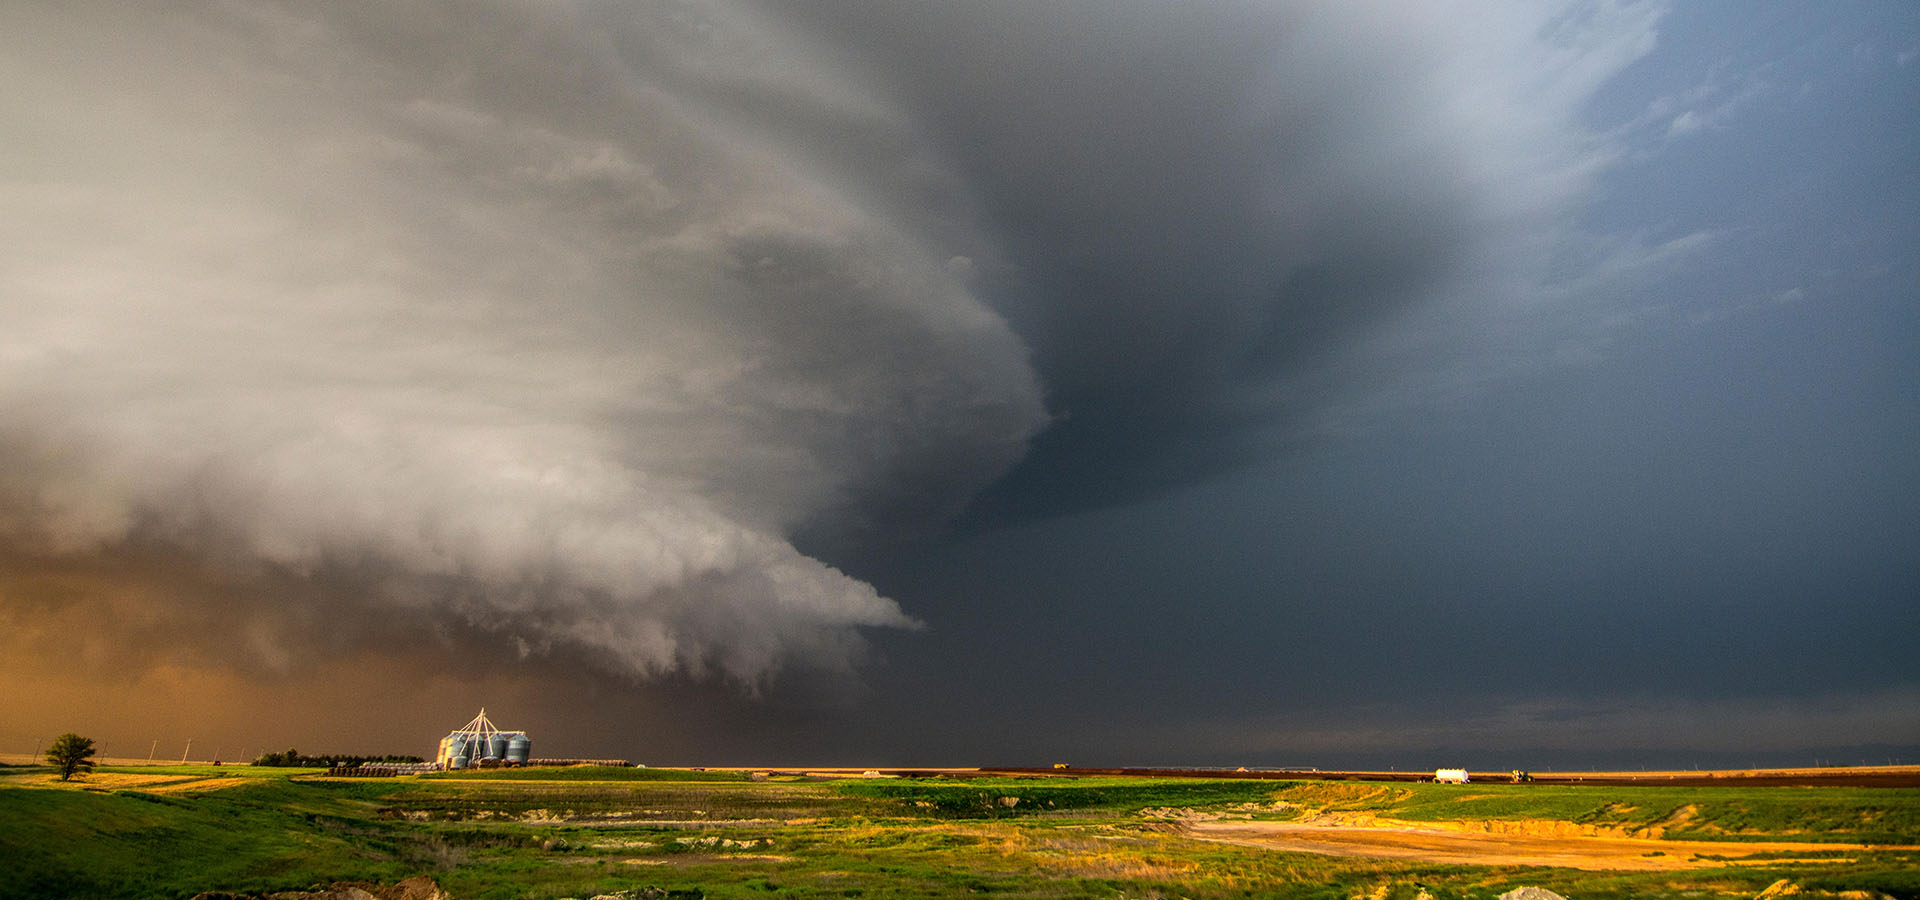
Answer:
1;764;1916;900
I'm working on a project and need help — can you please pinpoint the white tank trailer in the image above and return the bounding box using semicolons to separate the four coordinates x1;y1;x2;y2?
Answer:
434;708;531;769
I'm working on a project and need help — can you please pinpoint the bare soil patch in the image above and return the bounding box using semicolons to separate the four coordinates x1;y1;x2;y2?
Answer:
1187;819;1901;871
618;854;795;866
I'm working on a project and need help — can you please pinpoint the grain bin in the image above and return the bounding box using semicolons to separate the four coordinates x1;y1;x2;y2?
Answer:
436;709;531;768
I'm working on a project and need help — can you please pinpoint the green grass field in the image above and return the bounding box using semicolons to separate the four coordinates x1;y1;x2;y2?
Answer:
3;764;1916;900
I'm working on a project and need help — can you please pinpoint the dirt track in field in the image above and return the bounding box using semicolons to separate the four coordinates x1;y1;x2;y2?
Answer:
0;771;249;792
1186;819;1906;871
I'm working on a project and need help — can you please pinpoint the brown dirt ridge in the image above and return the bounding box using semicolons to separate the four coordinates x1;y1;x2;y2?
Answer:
1184;817;1913;871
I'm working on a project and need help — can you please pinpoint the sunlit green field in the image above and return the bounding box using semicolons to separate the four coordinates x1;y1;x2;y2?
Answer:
3;763;1916;900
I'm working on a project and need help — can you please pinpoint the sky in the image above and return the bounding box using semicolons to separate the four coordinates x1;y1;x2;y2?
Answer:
2;1;1915;770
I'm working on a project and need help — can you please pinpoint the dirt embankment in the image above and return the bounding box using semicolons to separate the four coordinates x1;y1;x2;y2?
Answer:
1185;816;1912;871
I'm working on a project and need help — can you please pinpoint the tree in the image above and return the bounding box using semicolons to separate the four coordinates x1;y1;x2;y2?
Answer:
45;733;97;782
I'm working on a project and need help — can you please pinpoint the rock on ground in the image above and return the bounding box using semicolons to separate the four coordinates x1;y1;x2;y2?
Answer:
1754;880;1895;900
1499;888;1570;900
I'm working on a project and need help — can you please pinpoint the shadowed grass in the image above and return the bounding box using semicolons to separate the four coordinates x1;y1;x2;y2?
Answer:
834;777;1281;818
0;778;415;900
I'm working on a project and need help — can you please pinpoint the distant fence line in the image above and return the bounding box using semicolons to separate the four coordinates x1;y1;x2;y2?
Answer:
325;758;633;777
327;762;440;777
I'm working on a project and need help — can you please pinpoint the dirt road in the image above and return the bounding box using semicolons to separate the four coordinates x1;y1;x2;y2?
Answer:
1187;819;1897;871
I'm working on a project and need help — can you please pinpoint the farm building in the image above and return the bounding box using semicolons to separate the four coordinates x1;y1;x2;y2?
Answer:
435;708;530;769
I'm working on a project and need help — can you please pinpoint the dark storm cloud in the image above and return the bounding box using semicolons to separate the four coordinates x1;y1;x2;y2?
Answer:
0;0;1675;700
756;1;1664;520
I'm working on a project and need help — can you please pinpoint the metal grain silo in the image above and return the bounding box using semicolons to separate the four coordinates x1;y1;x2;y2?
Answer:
505;734;530;764
487;733;509;760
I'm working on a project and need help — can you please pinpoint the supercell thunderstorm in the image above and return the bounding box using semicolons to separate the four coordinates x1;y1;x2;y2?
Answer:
0;0;1660;688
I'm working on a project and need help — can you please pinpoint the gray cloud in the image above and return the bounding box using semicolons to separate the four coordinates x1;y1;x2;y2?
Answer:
0;1;1044;687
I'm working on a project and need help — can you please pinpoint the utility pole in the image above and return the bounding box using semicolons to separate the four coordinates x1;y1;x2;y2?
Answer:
181;739;192;764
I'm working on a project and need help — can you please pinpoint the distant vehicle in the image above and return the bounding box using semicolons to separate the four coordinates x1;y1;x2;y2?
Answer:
1433;768;1470;784
1053;763;1070;769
